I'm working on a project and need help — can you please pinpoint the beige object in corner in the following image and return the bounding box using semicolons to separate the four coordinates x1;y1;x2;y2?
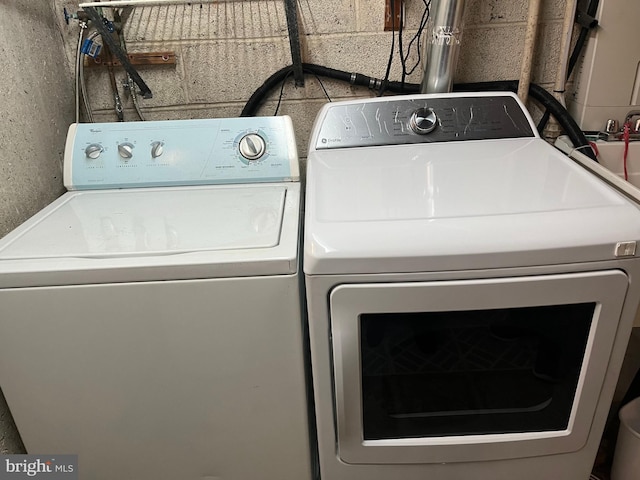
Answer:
611;396;640;480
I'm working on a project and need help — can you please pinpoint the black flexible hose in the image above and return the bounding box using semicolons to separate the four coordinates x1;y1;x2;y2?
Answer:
305;63;418;93
241;65;291;117
241;63;596;161
241;63;414;117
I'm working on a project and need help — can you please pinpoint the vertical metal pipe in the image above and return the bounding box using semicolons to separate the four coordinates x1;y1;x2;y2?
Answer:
420;0;466;94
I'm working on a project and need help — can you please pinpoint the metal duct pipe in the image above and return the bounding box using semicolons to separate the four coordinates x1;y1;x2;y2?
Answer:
420;0;466;93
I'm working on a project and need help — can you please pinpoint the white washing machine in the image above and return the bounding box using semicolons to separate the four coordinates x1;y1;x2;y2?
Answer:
0;117;312;480
304;92;640;480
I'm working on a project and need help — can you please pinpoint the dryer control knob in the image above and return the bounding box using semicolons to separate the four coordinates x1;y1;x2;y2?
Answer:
239;134;266;161
409;107;438;134
85;143;103;159
118;142;134;160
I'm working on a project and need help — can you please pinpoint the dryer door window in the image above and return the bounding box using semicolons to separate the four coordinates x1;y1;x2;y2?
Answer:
360;303;593;440
329;270;629;465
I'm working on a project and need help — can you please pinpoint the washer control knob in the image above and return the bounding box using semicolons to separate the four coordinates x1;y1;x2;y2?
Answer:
151;141;164;159
118;142;134;160
85;143;103;159
239;133;266;161
409;107;438;135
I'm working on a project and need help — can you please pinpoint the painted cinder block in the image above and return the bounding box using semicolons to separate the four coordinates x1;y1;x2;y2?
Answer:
0;0;72;240
183;39;292;104
298;0;357;34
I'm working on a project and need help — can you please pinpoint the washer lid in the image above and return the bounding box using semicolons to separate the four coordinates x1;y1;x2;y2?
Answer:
304;138;640;275
0;183;300;285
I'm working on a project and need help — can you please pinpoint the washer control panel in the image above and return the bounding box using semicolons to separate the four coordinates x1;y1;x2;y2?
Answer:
64;116;299;190
312;93;535;150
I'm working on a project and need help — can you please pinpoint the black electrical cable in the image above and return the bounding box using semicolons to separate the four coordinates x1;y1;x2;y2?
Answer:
273;70;294;116
313;74;332;102
272;69;332;116
536;109;551;134
389;0;432;93
378;0;396;96
242;65;292;118
243;65;370;117
241;63;595;161
398;0;407;90
400;0;432;85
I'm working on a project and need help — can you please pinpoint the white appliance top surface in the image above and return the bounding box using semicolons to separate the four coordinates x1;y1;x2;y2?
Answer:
304;137;640;274
0;183;300;286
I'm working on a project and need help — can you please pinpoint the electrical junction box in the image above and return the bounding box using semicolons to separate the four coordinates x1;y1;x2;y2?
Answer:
568;0;640;131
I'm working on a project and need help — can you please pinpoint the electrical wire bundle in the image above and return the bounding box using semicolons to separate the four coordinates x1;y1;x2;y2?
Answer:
273;69;331;116
380;0;432;95
270;0;432;115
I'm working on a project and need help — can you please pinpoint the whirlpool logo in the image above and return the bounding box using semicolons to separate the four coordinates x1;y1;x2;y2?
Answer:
1;456;77;480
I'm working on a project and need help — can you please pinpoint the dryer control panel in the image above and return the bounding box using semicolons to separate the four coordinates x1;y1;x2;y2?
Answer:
311;92;536;151
64;116;299;190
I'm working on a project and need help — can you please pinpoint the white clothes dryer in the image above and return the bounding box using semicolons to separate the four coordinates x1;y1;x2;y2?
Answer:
0;117;312;480
303;92;640;480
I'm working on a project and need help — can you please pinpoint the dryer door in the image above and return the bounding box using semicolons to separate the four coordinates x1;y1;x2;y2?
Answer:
329;270;628;464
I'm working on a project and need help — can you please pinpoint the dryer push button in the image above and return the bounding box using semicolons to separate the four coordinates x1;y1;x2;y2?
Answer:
615;241;637;257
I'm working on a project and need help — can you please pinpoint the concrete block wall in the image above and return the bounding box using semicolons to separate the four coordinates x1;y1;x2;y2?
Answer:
53;0;569;158
0;0;74;453
0;1;74;237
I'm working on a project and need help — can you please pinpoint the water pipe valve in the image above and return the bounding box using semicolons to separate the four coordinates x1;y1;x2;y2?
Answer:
63;8;88;25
